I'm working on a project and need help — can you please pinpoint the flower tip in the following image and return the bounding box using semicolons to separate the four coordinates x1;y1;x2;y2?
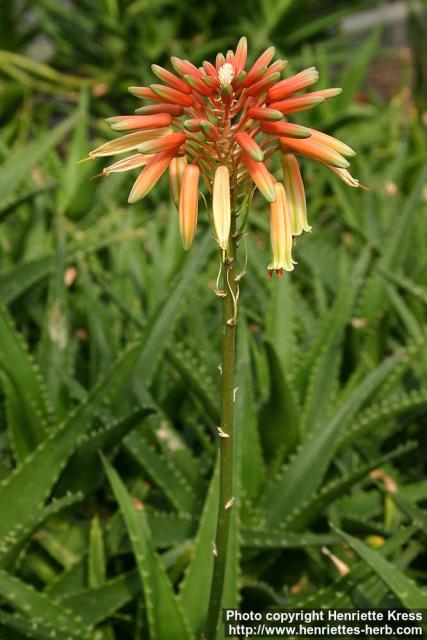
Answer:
267;266;291;278
266;189;277;204
296;126;312;139
77;155;94;164
221;83;233;100
236;131;264;162
90;170;105;180
233;70;247;88
307;67;319;84
329;87;342;97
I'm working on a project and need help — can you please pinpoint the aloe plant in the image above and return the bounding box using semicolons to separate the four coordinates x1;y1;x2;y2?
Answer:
0;8;427;640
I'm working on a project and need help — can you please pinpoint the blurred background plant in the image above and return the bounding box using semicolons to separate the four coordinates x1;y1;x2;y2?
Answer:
0;1;427;638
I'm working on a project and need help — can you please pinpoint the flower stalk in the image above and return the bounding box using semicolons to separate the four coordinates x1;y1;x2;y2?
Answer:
205;210;238;640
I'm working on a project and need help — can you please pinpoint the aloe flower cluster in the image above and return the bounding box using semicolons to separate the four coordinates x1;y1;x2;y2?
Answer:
89;38;360;275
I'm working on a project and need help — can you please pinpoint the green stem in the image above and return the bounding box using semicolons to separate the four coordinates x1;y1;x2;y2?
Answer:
205;212;238;639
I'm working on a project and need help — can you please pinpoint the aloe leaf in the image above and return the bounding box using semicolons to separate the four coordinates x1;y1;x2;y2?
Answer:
338;28;381;110
0;569;92;638
361;166;427;324
285;441;416;530
296;246;370;398
147;512;197;547
242;529;338;549
0;610;71;640
337;389;427;449
285;7;355;46
378;332;427;400
178;460;219;636
88;515;106;588
108;510;197;554
0;344;140;547
0;306;50;460
0;492;83;569
264;352;402;526
147;414;206;496
167;344;219;425
385;282;423;340
89;268;219;425
136;232;213;386
388;491;427;537
58;570;140;626
40;97;89;410
0;112;78;203
102;456;193;640
379;268;427;307
260;340;300;463
58;91;90;215
335;527;427;609
400;480;427;503
294;525;418;608
0;256;54;304
292;276;352;396
0;182;57;223
124;432;196;515
381;167;427;273
0;229;152;305
236;317;264;500
297;238;345;294
300;343;341;434
41;205;69;414
45;561;86;599
354;560;414;609
57;406;153;496
266;276;296;372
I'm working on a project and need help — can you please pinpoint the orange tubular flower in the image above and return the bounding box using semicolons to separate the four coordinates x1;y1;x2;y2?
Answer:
268;182;294;276
241;151;276;203
213;166;231;250
282;154;311;236
106;114;172;131
128;150;176;203
89;37;360;273
179;164;200;250
236;132;264;161
169;156;187;207
138;132;186;155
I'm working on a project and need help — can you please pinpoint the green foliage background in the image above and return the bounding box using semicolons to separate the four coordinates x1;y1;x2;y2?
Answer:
0;1;426;638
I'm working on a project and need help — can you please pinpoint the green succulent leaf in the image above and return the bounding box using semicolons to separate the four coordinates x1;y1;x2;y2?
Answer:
335;527;427;609
102;456;193;640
